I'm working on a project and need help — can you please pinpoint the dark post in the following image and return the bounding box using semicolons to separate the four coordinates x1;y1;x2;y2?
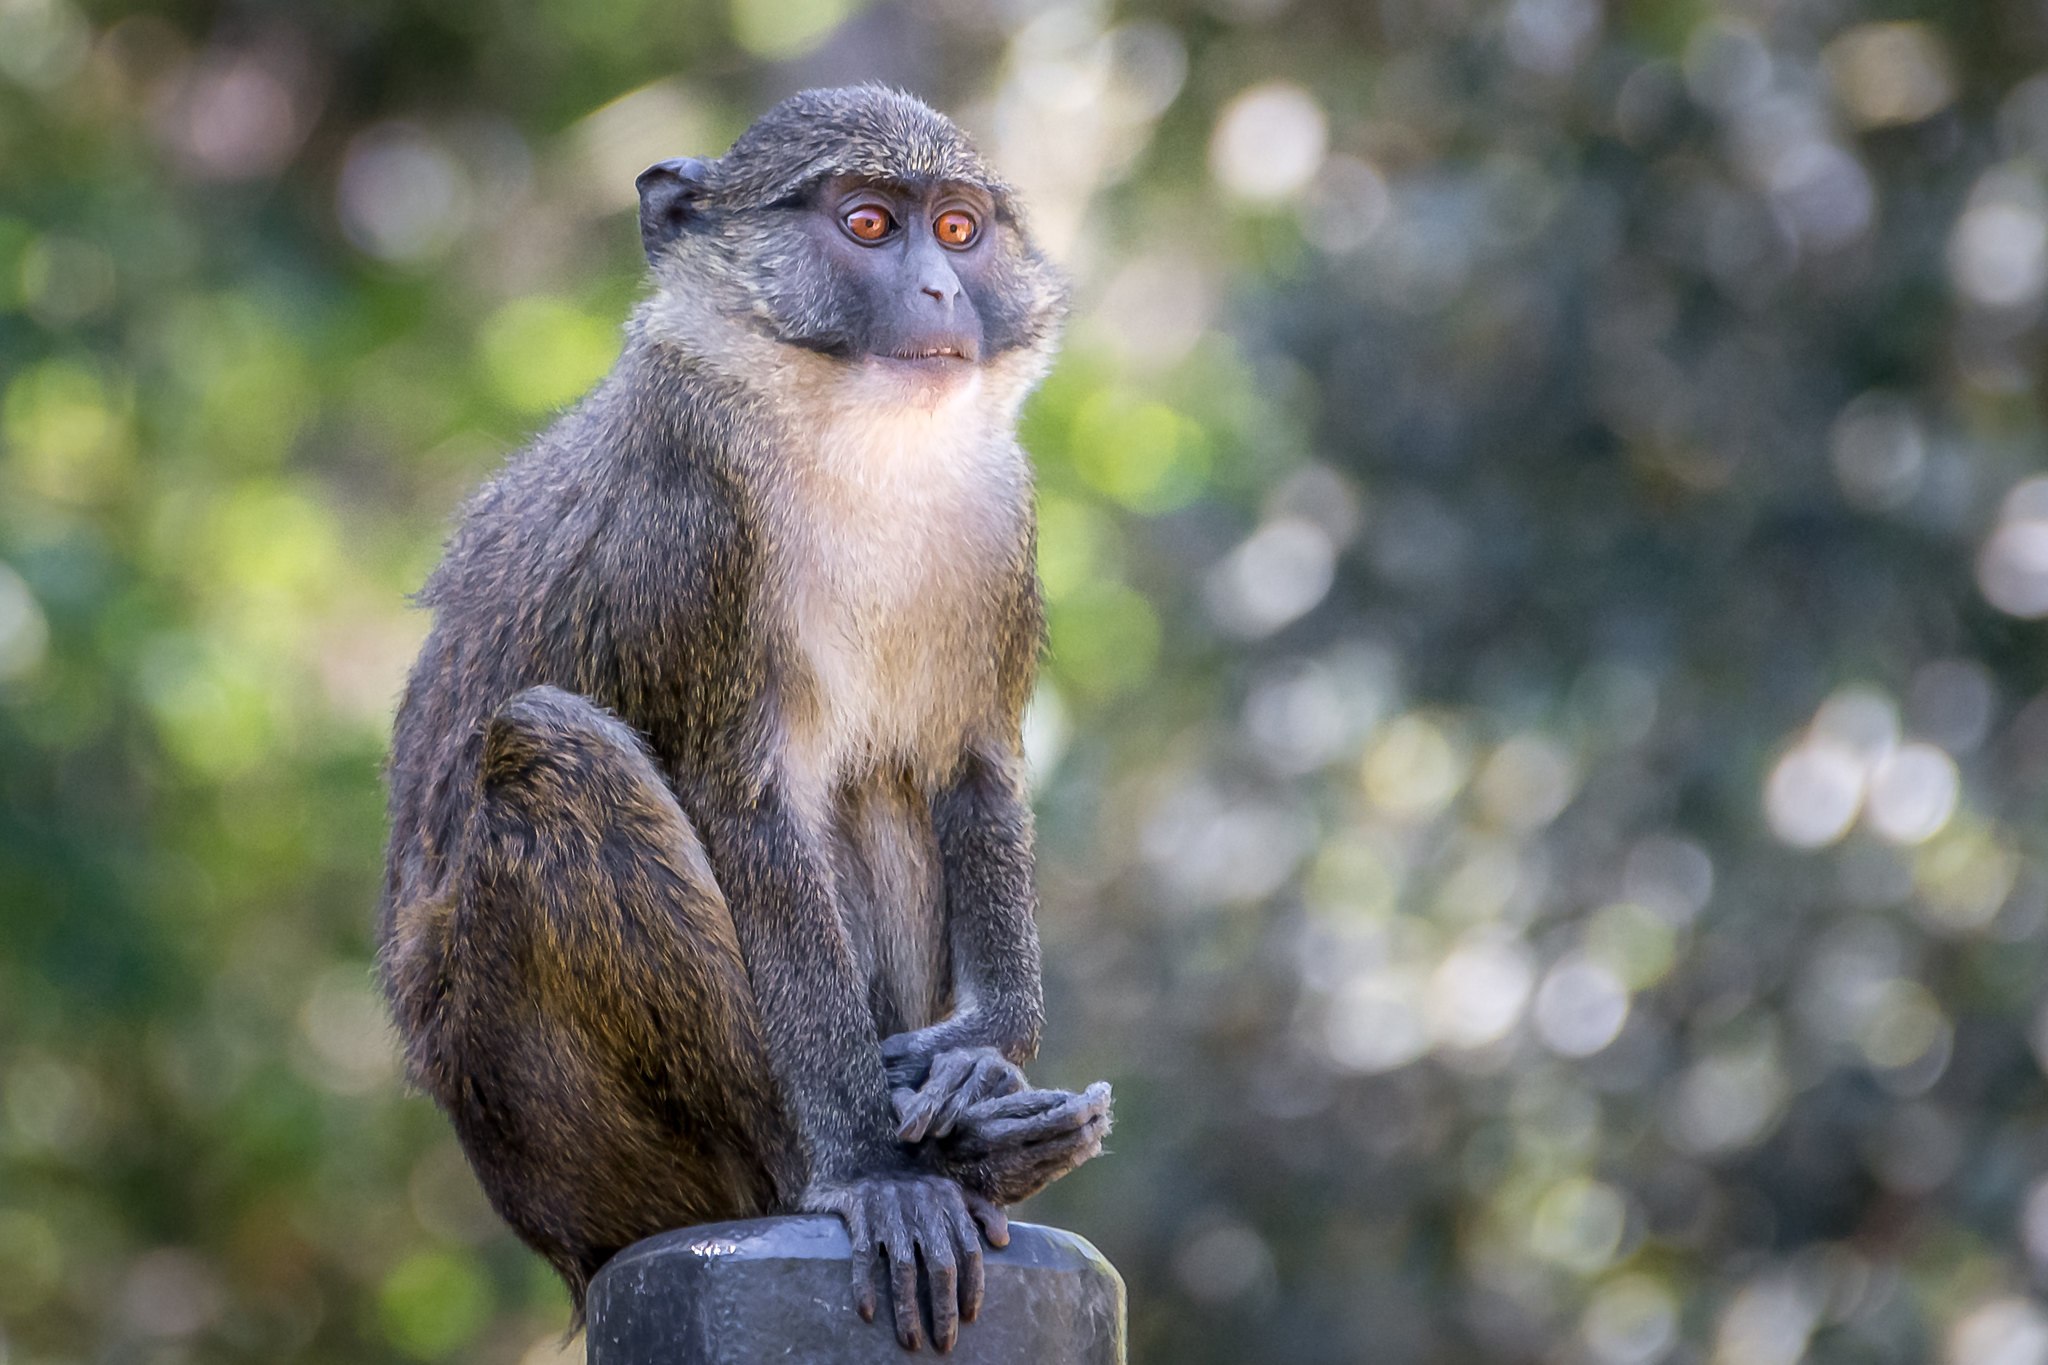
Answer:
586;1216;1125;1364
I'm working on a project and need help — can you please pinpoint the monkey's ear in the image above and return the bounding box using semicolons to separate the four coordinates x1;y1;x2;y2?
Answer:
636;156;711;261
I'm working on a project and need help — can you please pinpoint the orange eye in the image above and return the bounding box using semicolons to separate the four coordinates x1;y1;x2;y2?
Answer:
844;205;894;241
934;210;978;247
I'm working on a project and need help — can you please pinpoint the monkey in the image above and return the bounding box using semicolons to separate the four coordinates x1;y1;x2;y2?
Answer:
376;86;1113;1354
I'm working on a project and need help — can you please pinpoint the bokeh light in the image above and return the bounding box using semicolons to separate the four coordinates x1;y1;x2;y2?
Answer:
1208;83;1327;205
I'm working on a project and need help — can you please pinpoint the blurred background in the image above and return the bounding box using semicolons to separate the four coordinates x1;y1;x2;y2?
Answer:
9;0;2048;1362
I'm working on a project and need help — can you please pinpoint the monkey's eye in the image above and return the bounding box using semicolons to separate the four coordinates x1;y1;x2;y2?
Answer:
843;205;896;242
934;210;979;248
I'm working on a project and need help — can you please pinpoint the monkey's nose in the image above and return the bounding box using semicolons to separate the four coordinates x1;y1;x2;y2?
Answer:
920;282;958;306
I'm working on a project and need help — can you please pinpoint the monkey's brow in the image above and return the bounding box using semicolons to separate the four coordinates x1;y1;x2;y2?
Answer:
830;173;990;201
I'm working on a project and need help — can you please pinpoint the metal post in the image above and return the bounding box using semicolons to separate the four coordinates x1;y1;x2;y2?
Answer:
586;1215;1126;1364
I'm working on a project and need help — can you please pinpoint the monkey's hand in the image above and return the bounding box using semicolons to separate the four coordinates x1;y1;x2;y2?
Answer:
888;1044;1029;1143
927;1082;1113;1207
803;1172;1008;1353
880;1025;977;1088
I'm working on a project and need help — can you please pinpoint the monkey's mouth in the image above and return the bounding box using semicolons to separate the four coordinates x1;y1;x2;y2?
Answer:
883;344;977;365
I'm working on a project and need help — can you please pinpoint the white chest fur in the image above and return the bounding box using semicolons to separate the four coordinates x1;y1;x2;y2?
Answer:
772;367;1029;812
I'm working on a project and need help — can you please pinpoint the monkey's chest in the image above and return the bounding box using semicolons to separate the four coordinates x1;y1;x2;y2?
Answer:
777;450;1022;1034
775;413;1027;802
769;385;1029;1030
783;494;1013;786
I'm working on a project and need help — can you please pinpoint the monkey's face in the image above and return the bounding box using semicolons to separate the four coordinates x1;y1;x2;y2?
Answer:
637;88;1066;391
788;174;995;373
732;173;1057;387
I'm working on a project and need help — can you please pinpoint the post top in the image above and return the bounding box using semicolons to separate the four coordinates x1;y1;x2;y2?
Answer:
587;1215;1126;1364
596;1213;1112;1279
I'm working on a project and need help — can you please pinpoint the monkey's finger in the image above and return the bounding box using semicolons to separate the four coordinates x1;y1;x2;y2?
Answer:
964;1086;1105;1149
925;1075;984;1142
883;1220;923;1350
958;1050;1025;1101
956;1085;1068;1126
919;1211;961;1353
984;1054;1028;1098
899;1052;977;1142
968;1085;1058;1114
929;1054;1024;1140
964;1186;1010;1248
939;1088;1069;1158
897;1102;935;1145
946;1196;986;1323
1005;1091;1111;1160
872;1194;922;1349
1030;1110;1109;1178
842;1200;878;1323
926;1095;973;1143
905;1055;983;1137
1017;1082;1112;1142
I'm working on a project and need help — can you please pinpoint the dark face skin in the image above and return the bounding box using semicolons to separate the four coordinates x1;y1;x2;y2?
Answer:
795;174;1001;370
637;151;1056;373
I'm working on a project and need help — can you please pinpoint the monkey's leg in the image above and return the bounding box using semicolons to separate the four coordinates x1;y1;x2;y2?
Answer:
386;686;799;1311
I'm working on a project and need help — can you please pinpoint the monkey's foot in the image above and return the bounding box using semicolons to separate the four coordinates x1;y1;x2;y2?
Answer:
891;1046;1029;1142
802;1172;1007;1353
933;1082;1112;1207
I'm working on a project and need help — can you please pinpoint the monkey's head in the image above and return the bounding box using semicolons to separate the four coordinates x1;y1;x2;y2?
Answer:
634;86;1067;401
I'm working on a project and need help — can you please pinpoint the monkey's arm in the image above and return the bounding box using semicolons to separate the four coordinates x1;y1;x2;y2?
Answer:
701;784;907;1177
933;742;1046;1060
900;557;1049;1079
701;781;1004;1350
882;739;1054;1137
887;751;1115;1193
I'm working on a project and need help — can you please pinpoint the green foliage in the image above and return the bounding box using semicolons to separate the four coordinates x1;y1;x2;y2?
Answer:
378;1252;495;1359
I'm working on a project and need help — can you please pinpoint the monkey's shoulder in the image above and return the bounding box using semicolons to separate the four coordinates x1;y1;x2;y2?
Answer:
399;423;747;750
439;399;748;585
